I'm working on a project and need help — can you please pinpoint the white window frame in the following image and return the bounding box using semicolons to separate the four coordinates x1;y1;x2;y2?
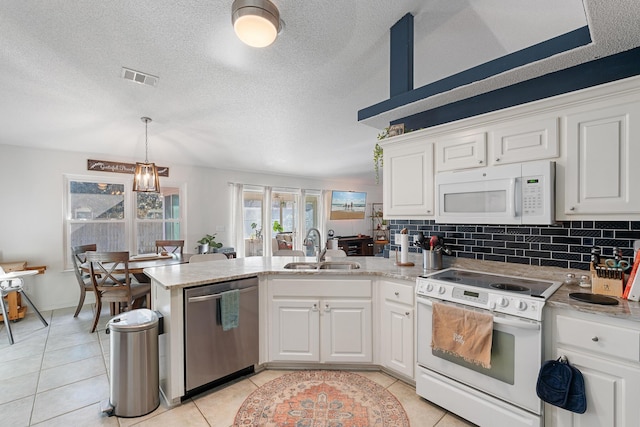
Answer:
63;174;186;270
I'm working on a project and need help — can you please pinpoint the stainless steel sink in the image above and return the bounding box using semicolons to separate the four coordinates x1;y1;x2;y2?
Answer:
283;262;319;270
318;261;361;270
283;261;361;270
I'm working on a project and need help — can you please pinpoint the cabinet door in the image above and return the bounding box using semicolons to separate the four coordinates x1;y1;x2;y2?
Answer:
383;139;434;218
321;299;372;363
490;117;558;164
270;298;320;362
381;300;414;378
435;132;486;172
549;348;640;427
565;104;640;214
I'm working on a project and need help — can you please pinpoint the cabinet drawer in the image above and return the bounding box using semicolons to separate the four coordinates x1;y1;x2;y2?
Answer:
556;315;640;363
381;281;414;306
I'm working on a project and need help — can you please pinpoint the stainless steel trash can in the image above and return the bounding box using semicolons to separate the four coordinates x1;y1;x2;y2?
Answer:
106;309;160;417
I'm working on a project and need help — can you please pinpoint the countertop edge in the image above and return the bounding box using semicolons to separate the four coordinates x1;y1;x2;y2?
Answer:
144;255;640;322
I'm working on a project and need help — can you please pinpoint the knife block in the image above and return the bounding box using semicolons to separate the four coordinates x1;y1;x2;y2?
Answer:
590;264;624;297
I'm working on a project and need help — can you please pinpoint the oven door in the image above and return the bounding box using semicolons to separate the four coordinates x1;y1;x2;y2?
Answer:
416;295;542;414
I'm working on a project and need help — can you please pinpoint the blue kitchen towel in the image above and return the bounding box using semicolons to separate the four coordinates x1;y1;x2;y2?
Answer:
221;289;239;331
536;357;586;414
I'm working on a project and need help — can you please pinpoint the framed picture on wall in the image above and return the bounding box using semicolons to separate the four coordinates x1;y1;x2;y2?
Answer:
330;191;367;220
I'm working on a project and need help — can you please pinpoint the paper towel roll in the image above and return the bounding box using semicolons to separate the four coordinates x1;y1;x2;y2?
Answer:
396;234;409;264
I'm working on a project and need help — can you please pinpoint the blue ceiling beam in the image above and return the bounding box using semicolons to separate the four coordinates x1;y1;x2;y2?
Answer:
390;13;414;98
358;26;592;122
391;46;640;131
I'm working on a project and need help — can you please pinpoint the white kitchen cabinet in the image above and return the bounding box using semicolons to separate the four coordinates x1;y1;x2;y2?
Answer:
564;103;640;214
379;280;414;378
270;298;320;361
382;135;434;219
321;299;372;362
545;309;640;427
268;278;372;364
435;132;486;172
489;117;559;165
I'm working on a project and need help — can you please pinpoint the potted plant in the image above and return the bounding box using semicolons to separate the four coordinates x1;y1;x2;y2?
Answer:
250;222;262;240
196;233;223;254
272;220;284;233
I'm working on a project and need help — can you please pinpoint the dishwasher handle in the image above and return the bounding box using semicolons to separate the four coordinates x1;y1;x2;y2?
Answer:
187;286;257;304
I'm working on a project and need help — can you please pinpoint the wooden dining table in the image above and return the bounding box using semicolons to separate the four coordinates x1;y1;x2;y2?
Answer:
82;253;193;283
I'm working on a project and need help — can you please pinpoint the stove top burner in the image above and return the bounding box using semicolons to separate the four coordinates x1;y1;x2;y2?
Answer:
426;268;559;298
439;276;462;282
490;283;530;292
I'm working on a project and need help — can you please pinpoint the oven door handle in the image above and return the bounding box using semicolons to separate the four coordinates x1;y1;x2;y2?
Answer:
417;297;540;330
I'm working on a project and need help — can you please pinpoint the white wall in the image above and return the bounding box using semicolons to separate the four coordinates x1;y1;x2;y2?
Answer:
0;144;382;311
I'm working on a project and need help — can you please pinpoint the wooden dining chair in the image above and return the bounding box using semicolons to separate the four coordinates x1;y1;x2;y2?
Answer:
71;243;97;317
155;240;184;255
86;251;151;333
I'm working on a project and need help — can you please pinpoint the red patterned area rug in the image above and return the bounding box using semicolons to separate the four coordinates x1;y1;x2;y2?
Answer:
234;370;410;426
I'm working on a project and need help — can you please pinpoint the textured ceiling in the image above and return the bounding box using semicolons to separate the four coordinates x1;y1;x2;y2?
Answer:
1;0;638;183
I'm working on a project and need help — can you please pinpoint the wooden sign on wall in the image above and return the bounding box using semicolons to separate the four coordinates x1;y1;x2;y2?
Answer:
87;159;169;177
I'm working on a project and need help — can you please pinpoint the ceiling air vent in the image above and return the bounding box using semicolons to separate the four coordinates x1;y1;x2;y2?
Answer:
121;67;158;87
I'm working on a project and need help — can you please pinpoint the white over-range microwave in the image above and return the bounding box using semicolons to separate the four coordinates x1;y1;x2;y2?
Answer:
435;160;555;225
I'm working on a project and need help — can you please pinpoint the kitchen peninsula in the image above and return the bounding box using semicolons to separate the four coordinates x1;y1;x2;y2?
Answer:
146;254;640;427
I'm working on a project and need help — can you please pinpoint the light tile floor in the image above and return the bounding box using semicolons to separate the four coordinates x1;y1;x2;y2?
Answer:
1;305;476;426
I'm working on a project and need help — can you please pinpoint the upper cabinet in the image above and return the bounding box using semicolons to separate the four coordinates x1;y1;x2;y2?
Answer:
382;135;434;219
435;132;486;172
564;102;640;215
489;117;559;165
381;76;640;220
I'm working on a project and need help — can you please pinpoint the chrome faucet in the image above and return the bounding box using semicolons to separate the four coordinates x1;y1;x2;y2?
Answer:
304;228;326;263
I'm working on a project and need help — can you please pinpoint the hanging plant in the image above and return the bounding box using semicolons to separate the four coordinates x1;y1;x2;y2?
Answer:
373;142;384;184
373;127;389;184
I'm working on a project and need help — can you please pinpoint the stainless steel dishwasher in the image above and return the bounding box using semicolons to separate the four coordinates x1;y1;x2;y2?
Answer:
184;276;259;395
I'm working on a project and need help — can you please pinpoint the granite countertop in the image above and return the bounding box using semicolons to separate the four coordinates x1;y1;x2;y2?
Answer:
144;253;640;322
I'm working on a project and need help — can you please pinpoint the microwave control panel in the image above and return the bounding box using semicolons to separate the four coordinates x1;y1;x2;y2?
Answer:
522;176;544;216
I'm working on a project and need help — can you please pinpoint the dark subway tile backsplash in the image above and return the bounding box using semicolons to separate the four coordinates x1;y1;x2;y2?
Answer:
388;220;640;271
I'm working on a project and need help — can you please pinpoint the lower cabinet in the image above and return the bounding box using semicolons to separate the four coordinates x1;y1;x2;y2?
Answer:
268;278;372;364
379;280;414;378
545;309;640;427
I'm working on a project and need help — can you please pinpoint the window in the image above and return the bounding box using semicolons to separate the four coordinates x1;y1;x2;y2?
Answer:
243;188;264;257
234;185;321;257
135;187;181;254
64;175;183;269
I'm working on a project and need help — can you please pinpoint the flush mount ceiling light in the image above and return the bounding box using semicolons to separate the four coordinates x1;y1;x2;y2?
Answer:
133;117;161;193
232;0;281;48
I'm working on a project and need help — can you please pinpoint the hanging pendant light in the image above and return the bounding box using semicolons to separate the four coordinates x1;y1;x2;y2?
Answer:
133;117;161;193
232;0;281;48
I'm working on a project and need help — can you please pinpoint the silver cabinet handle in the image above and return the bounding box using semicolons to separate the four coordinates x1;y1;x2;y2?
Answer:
312;303;318;312
495;158;500;162
569;206;575;211
592;336;599;342
405;311;410;317
479;160;483;164
394;291;400;296
324;303;330;312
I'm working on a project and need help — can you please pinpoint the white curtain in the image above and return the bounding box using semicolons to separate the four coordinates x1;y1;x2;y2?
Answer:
230;183;245;258
319;189;329;243
297;190;307;251
263;186;273;257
